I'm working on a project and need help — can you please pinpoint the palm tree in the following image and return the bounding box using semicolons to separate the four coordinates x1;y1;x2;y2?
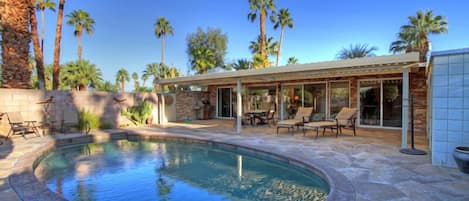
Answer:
248;0;276;67
132;72;139;92
29;0;46;89
143;63;160;90
1;0;31;88
272;8;293;67
154;17;174;65
390;10;448;62
287;57;298;65
190;47;216;74
232;59;253;71
60;60;103;91
66;9;95;61
141;73;149;88
249;35;278;57
52;0;65;90
98;81;118;92
35;0;56;52
116;68;130;93
336;44;378;60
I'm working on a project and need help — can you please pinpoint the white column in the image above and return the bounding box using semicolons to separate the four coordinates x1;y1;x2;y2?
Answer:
160;86;166;124
280;84;284;120
401;68;409;148
236;79;242;134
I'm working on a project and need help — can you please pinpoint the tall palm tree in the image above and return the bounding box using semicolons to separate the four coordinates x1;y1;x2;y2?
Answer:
35;0;56;52
29;0;46;89
66;9;95;61
232;59;253;71
272;8;293;67
336;44;378;60
132;72;139;92
287;57;298;65
116;69;130;93
1;0;31;88
154;17;174;65
248;0;276;67
52;0;65;90
390;10;448;62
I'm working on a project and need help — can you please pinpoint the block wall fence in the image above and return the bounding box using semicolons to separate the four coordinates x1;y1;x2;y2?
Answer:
0;89;160;136
430;51;469;167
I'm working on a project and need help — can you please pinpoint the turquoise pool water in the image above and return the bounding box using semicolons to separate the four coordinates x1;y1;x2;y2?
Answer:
35;140;329;201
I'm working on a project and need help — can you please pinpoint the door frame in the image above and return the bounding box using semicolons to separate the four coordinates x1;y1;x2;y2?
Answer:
216;87;233;119
357;77;403;129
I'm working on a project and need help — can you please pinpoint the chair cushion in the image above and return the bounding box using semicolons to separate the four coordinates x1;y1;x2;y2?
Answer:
277;119;302;126
304;121;336;128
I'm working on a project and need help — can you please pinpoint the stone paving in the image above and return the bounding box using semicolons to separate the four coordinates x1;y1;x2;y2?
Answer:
1;120;469;201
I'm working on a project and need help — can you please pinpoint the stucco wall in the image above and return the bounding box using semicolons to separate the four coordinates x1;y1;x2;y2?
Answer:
0;89;159;136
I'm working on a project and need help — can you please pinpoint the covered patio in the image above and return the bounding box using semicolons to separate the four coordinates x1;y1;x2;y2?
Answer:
160;52;427;149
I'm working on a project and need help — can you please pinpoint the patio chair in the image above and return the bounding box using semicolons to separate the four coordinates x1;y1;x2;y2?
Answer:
303;107;357;138
276;107;313;135
5;112;41;140
259;109;276;126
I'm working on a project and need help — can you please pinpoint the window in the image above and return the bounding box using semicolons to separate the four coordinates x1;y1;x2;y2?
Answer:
359;79;402;127
330;82;349;118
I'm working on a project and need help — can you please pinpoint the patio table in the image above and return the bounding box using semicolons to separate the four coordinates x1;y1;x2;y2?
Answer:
245;110;268;126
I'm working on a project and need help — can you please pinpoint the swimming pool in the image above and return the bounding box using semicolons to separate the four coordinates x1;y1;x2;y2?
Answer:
35;139;329;201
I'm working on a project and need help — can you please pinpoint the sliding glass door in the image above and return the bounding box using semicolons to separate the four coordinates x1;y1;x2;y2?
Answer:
304;83;327;120
217;88;232;118
359;79;402;128
330;82;350;119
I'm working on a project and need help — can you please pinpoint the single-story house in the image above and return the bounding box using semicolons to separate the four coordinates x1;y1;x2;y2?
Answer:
160;52;428;152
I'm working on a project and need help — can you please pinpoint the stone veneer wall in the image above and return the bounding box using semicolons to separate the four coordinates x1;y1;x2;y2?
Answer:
0;89;159;136
175;91;209;121
431;51;469;167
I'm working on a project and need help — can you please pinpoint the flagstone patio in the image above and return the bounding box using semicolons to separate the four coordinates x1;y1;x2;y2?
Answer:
0;120;468;201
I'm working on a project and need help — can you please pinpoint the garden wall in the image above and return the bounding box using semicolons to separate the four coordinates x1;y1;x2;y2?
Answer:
0;89;160;137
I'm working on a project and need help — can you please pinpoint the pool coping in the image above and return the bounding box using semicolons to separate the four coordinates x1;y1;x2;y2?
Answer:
9;130;356;201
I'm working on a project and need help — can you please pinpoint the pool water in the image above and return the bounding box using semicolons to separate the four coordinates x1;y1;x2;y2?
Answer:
35;140;329;201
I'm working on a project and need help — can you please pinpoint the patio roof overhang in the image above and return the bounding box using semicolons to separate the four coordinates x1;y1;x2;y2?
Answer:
160;52;421;86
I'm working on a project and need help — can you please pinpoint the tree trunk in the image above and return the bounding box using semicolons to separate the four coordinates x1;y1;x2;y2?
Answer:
52;0;65;90
259;7;267;67
275;27;284;67
419;33;429;62
121;81;125;93
29;0;46;89
78;84;86;91
39;0;45;53
1;0;32;88
78;32;82;61
161;35;165;65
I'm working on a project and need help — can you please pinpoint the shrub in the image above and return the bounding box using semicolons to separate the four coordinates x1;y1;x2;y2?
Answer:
78;109;100;131
121;101;153;124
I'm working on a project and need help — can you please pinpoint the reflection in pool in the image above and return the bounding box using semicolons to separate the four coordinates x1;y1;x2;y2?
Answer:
35;140;329;201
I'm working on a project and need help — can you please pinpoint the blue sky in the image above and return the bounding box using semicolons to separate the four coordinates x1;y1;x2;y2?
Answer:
39;0;469;87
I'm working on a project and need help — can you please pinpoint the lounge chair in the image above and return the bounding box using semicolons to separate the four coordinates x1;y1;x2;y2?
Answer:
276;107;313;135
303;107;357;138
5;112;41;139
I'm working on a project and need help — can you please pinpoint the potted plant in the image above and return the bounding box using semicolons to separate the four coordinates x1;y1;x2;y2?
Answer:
453;146;469;174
